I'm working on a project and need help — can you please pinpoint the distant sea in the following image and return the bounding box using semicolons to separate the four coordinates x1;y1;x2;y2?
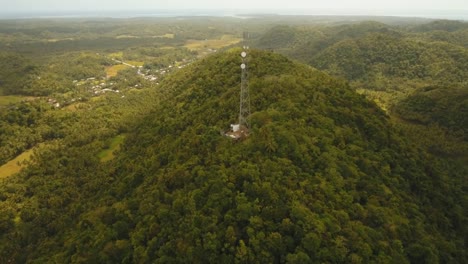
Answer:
1;9;467;21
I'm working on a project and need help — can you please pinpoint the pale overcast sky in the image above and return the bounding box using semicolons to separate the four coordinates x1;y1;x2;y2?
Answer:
2;0;468;12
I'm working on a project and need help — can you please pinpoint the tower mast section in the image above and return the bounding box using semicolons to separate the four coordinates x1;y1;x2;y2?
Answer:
239;47;250;130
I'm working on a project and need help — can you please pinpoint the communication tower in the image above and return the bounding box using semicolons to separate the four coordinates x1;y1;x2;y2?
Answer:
239;47;250;130
226;46;250;139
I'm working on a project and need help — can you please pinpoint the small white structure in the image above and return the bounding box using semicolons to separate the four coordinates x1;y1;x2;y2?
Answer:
231;124;240;132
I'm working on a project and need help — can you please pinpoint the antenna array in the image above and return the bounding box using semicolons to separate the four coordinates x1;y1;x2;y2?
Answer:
224;36;251;139
239;46;250;129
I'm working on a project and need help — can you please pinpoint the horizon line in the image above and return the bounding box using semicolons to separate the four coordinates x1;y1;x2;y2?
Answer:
1;8;467;21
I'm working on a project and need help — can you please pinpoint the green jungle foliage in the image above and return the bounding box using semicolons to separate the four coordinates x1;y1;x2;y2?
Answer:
312;33;468;84
254;21;468;86
0;18;230;97
0;17;245;54
0;52;110;96
409;20;468;33
257;25;298;49
0;52;38;95
394;85;468;140
253;20;468;158
1;49;466;263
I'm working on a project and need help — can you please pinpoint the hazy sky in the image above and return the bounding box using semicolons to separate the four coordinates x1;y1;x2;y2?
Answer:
2;0;468;13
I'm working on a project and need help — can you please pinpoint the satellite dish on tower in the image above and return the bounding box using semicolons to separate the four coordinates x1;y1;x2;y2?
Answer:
224;39;251;140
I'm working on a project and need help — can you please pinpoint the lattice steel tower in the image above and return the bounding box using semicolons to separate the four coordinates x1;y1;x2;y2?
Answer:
224;44;250;139
239;47;250;130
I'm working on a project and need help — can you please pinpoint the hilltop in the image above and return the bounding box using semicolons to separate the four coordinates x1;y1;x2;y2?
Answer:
0;49;466;263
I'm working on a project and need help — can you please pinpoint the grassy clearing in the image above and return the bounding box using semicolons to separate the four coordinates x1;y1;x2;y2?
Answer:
106;64;129;78
0;148;34;179
0;95;31;107
106;60;143;77
64;102;90;112
184;35;242;51
158;33;175;39
109;51;124;60
98;134;126;162
116;35;139;39
126;61;145;67
47;37;74;42
90;96;104;102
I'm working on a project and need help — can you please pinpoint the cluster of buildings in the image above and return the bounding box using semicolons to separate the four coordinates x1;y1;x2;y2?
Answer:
49;56;195;109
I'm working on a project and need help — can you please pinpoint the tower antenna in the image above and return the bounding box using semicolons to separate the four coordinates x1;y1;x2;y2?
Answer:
239;47;250;130
225;38;251;139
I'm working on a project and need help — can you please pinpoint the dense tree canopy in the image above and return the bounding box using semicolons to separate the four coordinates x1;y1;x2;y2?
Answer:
1;49;465;263
254;20;468;159
394;85;468;140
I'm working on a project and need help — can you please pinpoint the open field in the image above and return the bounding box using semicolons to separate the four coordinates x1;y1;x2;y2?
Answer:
0;96;33;107
98;134;126;162
106;64;129;78
184;35;242;50
64;102;90;112
0;148;34;179
108;51;124;60
126;60;145;67
156;33;175;38
116;35;139;39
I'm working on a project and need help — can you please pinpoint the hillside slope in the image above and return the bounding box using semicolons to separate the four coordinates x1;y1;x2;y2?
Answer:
254;21;468;82
0;49;466;263
313;32;468;84
253;21;468;157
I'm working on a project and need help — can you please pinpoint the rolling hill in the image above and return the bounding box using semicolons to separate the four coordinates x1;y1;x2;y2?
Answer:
254;21;468;159
0;49;466;263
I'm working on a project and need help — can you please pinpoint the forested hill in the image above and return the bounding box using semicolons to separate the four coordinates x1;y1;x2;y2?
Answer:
255;21;468;84
1;49;466;263
312;31;468;83
253;21;468;155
